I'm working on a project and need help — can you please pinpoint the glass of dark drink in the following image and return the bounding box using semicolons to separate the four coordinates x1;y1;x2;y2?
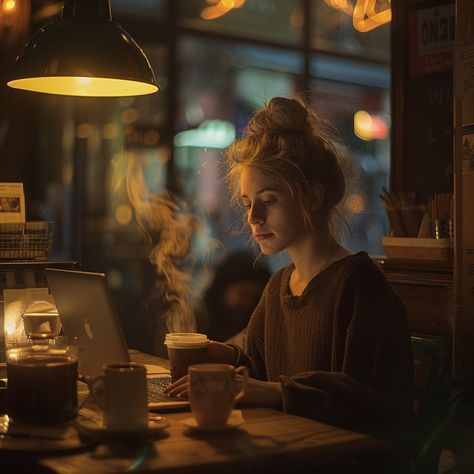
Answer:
6;336;79;424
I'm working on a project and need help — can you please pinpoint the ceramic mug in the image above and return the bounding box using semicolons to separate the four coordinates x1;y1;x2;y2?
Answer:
188;363;248;430
88;362;148;433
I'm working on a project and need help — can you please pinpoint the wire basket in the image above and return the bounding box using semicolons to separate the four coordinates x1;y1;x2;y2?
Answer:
0;221;53;260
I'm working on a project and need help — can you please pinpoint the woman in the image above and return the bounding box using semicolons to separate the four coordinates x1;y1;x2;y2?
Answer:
166;97;414;442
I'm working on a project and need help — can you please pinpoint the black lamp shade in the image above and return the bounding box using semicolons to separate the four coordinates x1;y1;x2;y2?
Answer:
7;0;158;97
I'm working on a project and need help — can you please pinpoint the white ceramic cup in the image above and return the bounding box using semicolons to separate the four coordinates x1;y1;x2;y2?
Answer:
88;362;148;433
188;363;249;430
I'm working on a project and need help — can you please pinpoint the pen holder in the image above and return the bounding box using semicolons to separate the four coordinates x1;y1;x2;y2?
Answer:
432;219;453;240
400;205;426;238
386;208;407;237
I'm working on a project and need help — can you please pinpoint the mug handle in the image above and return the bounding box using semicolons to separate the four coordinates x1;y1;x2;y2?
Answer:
87;375;105;410
233;365;249;403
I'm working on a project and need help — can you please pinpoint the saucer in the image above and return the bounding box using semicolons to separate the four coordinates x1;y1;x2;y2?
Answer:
75;415;169;439
0;415;88;452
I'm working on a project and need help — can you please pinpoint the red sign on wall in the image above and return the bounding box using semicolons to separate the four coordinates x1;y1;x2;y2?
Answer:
409;4;455;76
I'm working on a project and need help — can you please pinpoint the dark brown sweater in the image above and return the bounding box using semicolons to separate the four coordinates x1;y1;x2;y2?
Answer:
236;252;414;440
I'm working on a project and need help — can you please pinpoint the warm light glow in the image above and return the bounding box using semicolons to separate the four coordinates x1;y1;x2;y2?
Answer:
4;299;21;338
76;76;92;85
354;110;371;140
353;0;391;32
324;0;353;15
290;6;304;28
62;162;73;185
2;0;16;13
354;110;389;141
115;205;133;225
143;130;160;146
122;108;139;124
5;319;16;337
76;123;93;139
107;269;123;290
201;0;245;20
345;193;365;214
7;76;158;97
102;123;118;139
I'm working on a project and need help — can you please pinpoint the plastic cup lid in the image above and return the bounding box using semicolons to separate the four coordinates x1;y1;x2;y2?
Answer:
164;333;209;348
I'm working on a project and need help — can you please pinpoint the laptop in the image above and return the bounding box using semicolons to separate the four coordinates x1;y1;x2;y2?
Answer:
45;267;189;411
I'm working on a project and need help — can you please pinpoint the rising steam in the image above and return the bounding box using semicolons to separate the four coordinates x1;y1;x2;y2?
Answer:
114;152;203;333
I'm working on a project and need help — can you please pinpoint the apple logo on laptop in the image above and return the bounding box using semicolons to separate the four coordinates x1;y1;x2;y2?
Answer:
83;318;94;339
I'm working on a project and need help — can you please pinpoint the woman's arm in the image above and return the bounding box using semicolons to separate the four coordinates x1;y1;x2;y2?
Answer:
164;338;282;408
205;340;238;364
164;372;283;409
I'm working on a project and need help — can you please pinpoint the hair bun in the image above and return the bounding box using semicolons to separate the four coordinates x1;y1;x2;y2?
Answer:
267;97;308;132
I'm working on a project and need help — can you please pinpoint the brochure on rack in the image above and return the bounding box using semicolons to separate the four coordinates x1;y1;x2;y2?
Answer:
0;183;25;224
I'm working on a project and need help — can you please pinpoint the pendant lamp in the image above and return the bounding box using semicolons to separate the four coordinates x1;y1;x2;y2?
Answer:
7;0;158;97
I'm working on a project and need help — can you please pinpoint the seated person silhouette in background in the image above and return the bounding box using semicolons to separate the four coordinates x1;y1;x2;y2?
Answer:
198;250;270;347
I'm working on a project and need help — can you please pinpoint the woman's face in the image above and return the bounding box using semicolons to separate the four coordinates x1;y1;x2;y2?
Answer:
240;167;309;255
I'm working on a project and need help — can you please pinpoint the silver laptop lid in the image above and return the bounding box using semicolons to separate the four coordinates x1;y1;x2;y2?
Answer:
45;268;131;379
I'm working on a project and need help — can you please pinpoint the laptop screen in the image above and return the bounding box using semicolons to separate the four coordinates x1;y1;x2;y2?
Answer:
45;268;131;379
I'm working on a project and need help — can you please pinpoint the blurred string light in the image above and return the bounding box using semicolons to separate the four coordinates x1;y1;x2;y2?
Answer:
0;0;30;47
353;0;391;32
76;123;94;139
325;0;391;32
174;120;236;149
324;0;353;15
345;193;365;214
200;0;246;20
102;123;118;139
115;204;133;226
2;0;16;12
354;110;389;141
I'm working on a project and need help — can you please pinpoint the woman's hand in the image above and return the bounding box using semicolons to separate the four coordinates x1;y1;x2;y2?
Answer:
163;374;189;399
162;340;236;400
238;378;283;408
164;375;283;409
205;341;238;364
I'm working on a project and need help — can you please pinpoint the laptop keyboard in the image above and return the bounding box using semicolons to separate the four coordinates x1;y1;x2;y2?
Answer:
147;376;182;402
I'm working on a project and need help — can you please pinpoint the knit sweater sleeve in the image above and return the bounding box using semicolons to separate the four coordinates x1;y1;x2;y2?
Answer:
336;261;413;399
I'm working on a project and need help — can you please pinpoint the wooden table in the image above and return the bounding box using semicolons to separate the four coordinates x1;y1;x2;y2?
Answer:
2;352;400;474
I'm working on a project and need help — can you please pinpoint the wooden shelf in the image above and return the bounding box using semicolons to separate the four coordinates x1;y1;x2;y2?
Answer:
0;260;80;271
374;256;453;337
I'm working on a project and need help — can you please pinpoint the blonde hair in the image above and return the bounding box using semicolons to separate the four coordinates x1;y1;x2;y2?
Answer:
225;97;347;241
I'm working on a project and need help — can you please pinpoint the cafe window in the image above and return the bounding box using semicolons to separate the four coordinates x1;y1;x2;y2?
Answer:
309;56;390;256
178;0;303;45
111;0;167;20
311;0;391;62
34;44;169;262
31;1;391;267
174;36;303;271
173;42;390;266
9;1;391;347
